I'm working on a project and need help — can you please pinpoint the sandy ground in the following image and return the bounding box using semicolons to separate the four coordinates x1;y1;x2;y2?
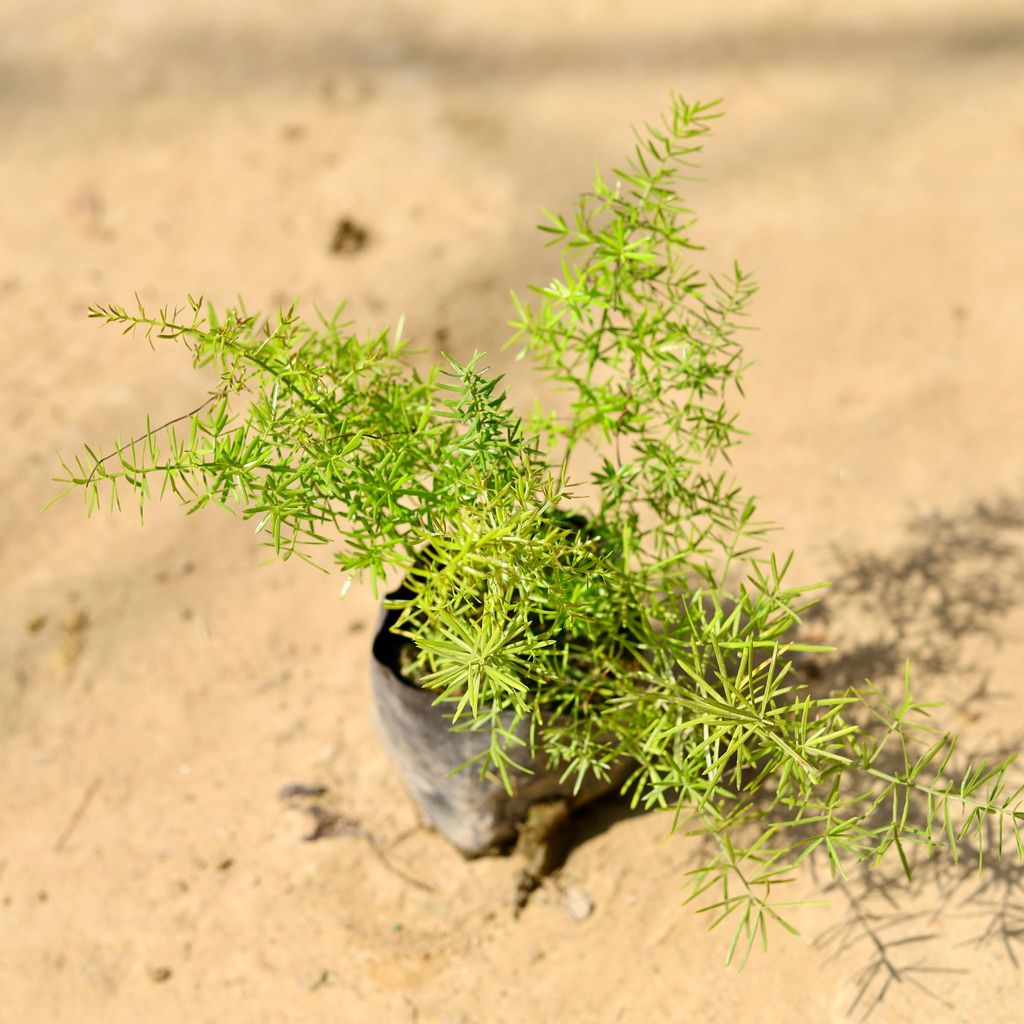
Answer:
3;1;1024;1021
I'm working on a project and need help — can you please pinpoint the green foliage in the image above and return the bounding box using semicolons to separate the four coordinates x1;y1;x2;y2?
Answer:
56;94;1024;962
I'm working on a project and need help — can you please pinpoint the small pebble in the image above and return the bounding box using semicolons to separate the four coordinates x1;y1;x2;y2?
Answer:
563;887;594;921
148;965;173;983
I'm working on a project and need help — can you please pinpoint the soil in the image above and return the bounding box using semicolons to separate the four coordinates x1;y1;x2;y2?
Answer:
3;2;1024;1022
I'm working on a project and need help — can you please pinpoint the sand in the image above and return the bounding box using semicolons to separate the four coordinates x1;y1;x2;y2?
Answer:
2;1;1024;1021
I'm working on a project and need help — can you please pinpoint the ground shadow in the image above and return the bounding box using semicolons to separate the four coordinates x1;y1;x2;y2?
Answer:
566;788;650;854
804;495;1024;1018
815;821;1024;1020
821;495;1024;684
8;15;1024;107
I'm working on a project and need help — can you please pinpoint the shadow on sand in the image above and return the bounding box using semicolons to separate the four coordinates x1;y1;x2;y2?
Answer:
806;495;1024;1018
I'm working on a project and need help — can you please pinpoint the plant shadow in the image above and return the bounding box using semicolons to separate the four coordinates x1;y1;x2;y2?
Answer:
815;494;1024;681
565;789;651;854
802;495;1024;1018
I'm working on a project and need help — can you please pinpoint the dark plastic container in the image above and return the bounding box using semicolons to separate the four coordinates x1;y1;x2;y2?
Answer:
370;593;630;857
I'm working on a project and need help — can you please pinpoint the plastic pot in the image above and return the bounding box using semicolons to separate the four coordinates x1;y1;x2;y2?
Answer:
370;587;630;857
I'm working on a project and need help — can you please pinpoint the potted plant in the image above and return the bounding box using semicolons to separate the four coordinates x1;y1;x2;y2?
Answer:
55;95;1024;963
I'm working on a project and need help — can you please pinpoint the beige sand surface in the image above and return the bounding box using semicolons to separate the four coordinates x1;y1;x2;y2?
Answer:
3;2;1024;1021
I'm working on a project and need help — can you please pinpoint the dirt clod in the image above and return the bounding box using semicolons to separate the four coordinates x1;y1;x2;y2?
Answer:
329;217;369;255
